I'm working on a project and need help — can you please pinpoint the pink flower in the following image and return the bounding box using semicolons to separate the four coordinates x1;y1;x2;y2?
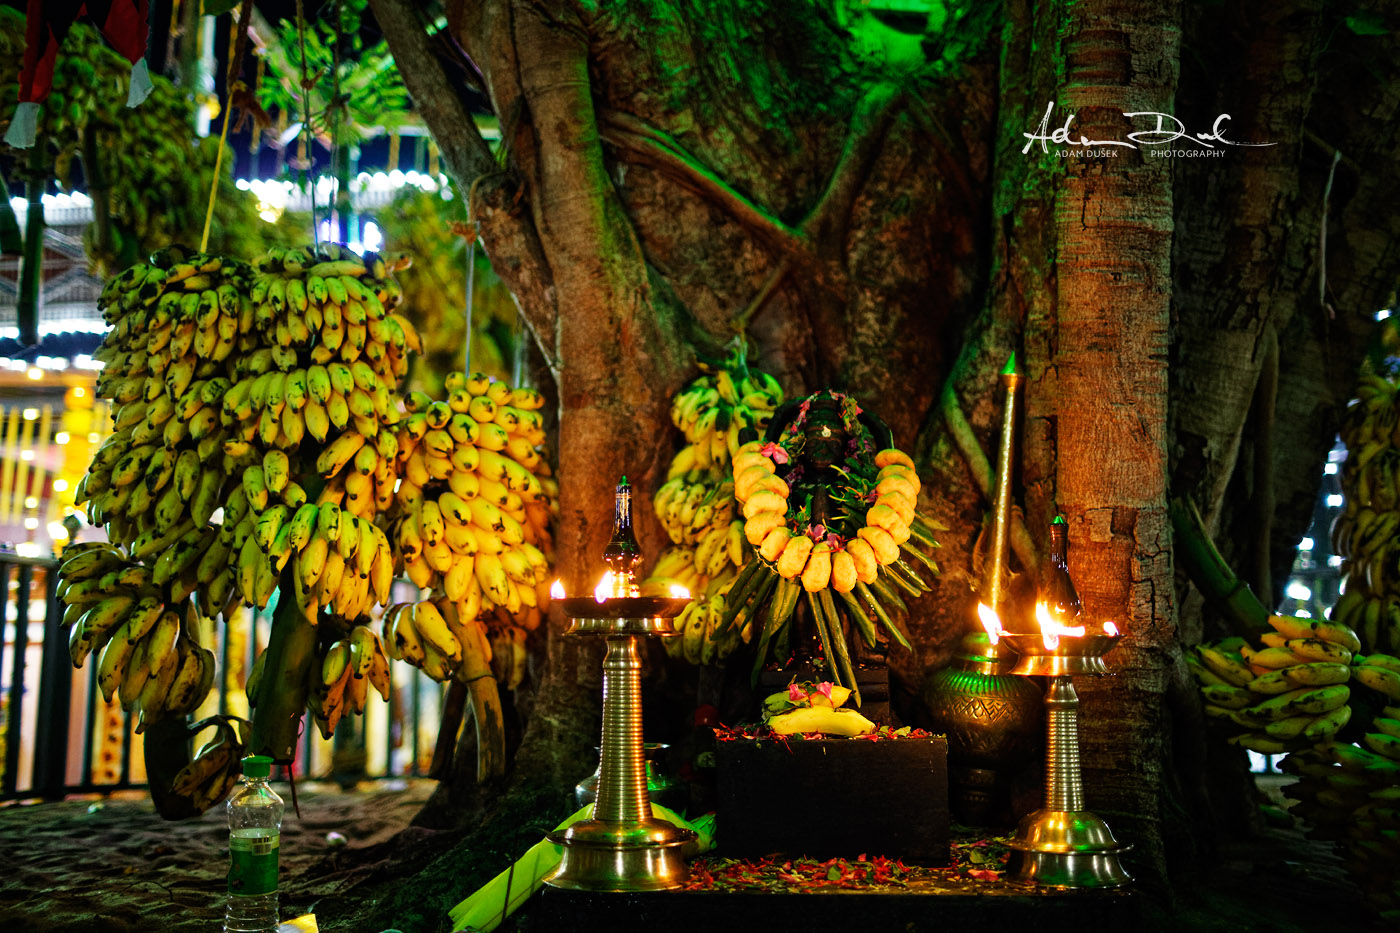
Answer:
760;442;790;465
788;683;807;703
807;523;826;540
816;682;833;700
825;533;844;550
967;869;1000;881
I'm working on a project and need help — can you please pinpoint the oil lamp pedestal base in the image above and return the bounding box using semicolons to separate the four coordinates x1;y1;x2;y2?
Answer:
545;817;695;892
1005;808;1132;888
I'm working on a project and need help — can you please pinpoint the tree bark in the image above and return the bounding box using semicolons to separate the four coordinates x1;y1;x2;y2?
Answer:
1038;0;1179;885
351;0;1400;924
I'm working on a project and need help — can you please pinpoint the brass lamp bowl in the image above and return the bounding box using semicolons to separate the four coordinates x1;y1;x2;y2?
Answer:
998;631;1121;677
558;596;689;636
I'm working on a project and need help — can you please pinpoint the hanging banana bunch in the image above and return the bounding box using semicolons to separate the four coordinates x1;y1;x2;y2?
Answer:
65;248;253;739
1333;361;1400;655
722;389;943;704
1187;615;1357;756
648;342;783;665
381;371;557;780
62;242;423;811
235;244;418;740
1180;574;1400;906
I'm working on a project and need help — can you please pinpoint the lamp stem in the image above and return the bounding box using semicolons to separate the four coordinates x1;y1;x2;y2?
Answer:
592;634;649;823
1043;675;1084;812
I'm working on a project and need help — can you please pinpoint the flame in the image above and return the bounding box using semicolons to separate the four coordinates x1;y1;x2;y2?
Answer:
550;579;565;601
669;583;691;599
1103;621;1119;636
594;571;618;603
1034;601;1086;650
976;602;1003;645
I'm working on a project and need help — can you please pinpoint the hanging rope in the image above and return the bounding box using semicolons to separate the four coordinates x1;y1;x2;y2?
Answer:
199;0;256;252
464;224;477;373
295;0;319;245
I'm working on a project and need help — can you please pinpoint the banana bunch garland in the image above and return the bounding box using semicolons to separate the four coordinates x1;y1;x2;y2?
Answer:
1333;366;1400;655
59;542;216;732
384;371;556;690
1189;614;1360;754
649;348;785;665
725;390;942;699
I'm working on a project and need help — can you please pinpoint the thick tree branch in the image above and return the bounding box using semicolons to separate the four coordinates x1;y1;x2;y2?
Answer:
370;0;558;366
598;110;808;258
368;0;495;186
799;82;902;254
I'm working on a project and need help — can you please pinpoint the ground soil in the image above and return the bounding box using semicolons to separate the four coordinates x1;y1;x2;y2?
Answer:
0;776;1391;933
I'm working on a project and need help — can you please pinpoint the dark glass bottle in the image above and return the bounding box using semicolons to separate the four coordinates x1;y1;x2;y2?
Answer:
1045;515;1082;619
602;476;643;582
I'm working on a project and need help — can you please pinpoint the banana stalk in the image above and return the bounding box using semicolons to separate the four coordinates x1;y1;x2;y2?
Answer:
464;670;507;782
249;567;318;762
1169;496;1270;636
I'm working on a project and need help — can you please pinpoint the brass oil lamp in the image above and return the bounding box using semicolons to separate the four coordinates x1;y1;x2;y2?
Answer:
996;518;1132;888
922;355;1042;824
545;477;695;892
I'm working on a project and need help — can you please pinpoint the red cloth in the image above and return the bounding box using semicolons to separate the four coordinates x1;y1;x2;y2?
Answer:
16;0;149;105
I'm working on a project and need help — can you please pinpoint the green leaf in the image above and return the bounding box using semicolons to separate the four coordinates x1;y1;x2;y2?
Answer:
1346;12;1389;35
203;0;242;15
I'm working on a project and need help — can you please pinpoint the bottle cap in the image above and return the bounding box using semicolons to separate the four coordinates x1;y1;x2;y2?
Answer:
240;755;274;778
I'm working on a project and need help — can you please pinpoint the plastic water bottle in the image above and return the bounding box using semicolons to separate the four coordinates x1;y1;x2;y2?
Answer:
225;755;284;933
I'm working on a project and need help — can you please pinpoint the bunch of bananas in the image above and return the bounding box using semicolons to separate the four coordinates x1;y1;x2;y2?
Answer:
0;9;102;150
390;371;555;616
58;543;217;731
63;240;435;816
652;346;783;665
167;717;248;817
1332;366;1400;655
1190;614;1358;754
65;250;259;733
383;598;492;685
381;370;556;779
217;245;417;623
670;360;783;469
299;624;394;740
0;10;289;274
1280;723;1400;920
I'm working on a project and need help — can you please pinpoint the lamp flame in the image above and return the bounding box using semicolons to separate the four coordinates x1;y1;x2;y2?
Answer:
550;579;565;600
1103;621;1119;636
669;583;691;599
1034;601;1086;650
976;602;1003;645
594;571;618;603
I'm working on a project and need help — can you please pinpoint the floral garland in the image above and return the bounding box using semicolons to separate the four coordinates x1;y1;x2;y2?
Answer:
732;390;921;592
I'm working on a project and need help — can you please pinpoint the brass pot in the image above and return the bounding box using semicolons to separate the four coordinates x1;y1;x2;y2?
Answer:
921;632;1043;826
